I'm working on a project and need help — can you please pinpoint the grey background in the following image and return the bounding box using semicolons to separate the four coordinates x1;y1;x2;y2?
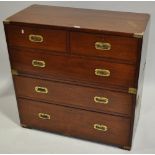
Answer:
0;1;155;153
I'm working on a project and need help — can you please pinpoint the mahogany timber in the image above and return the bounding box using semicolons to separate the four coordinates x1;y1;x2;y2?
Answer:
5;25;67;52
10;47;137;89
3;4;150;150
6;4;149;37
70;32;139;63
18;98;131;147
14;76;133;117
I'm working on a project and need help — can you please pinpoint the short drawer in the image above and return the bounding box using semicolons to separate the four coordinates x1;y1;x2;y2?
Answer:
14;76;133;116
5;25;67;52
70;32;139;63
18;98;131;146
10;47;136;88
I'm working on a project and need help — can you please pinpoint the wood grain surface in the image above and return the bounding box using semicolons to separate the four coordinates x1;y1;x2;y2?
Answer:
14;76;133;117
3;5;150;149
6;25;67;52
18;98;131;147
10;47;137;89
6;4;149;36
70;32;139;63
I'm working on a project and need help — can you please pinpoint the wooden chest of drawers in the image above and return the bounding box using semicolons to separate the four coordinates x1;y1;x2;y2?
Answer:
3;5;150;150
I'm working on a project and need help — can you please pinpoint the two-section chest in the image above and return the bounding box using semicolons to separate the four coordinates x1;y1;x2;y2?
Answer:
4;5;150;150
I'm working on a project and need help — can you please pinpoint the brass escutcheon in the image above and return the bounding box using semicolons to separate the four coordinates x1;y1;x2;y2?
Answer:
35;86;48;94
94;96;109;104
95;69;110;77
38;113;51;120
32;60;46;68
95;42;111;50
94;124;108;132
29;34;43;43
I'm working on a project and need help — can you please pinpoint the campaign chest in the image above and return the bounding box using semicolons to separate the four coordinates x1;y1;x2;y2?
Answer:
3;5;150;150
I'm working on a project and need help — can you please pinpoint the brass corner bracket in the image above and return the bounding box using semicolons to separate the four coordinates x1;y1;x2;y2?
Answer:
20;123;28;128
11;69;18;76
133;32;144;38
128;88;137;95
122;146;131;150
3;19;11;24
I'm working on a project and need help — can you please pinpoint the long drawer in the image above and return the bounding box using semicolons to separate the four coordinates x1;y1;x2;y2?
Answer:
5;25;67;52
10;47;136;88
18;98;131;146
14;76;133;116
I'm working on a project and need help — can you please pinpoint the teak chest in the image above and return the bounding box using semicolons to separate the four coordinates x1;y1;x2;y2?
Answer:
3;5;150;150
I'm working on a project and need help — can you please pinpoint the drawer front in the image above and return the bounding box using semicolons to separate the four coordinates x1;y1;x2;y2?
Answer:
70;32;139;63
5;25;67;52
10;48;136;88
14;76;133;116
18;98;131;146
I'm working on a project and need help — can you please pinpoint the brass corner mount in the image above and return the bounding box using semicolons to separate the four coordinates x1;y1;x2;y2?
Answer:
3;19;11;24
11;69;18;76
133;32;144;38
20;123;28;128
122;146;131;150
128;88;137;95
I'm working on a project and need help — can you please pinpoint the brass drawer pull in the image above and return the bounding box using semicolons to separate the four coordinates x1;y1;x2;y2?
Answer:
32;60;46;68
95;42;111;50
35;86;48;94
38;113;51;120
94;124;108;132
29;34;43;43
95;69;110;77
94;96;109;104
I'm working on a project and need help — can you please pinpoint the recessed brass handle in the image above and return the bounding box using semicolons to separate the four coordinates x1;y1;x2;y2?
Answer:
94;124;108;132
32;60;46;68
29;34;43;43
95;69;110;77
95;42;111;50
35;86;48;94
38;113;50;120
94;96;109;104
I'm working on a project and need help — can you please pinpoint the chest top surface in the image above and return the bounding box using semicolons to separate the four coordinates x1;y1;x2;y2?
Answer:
6;4;149;36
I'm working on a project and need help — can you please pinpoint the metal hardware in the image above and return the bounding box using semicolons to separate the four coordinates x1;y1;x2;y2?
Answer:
95;42;111;50
94;96;109;104
133;32;144;38
32;60;46;68
11;69;18;76
128;88;137;95
38;113;51;120
122;146;131;150
95;69;110;77
3;19;10;24
20;123;27;128
35;86;48;94
29;34;43;43
94;124;108;132
73;25;81;28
